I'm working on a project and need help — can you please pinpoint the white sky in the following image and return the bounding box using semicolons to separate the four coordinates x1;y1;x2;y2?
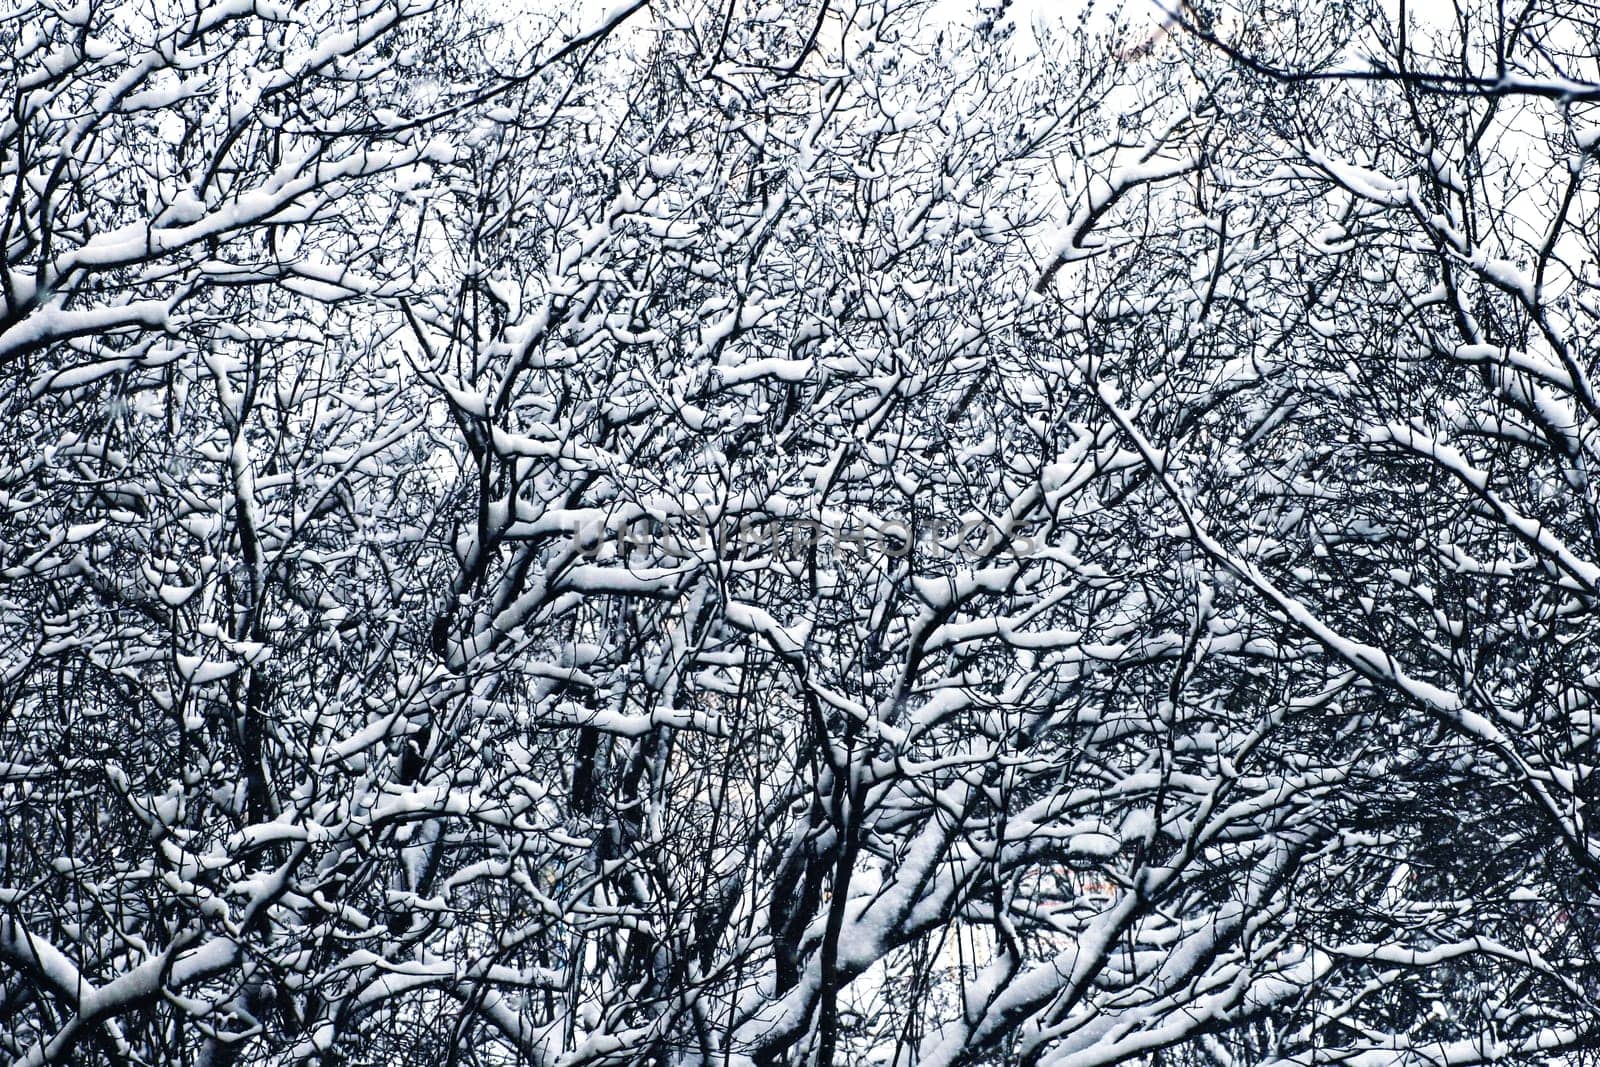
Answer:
502;0;1472;69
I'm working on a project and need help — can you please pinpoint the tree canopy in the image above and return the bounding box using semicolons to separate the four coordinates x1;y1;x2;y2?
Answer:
2;0;1599;1064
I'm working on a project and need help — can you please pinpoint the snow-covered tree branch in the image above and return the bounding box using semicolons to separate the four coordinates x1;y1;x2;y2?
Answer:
1;0;1598;1064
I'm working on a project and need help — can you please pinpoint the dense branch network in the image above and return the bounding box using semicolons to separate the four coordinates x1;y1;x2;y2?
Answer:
0;1;1598;1065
